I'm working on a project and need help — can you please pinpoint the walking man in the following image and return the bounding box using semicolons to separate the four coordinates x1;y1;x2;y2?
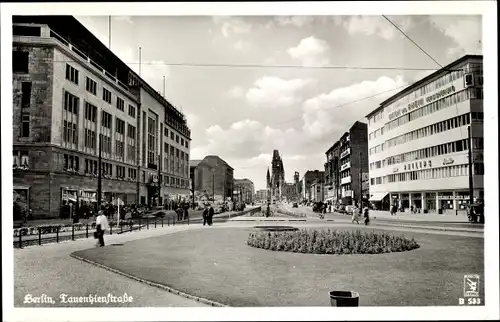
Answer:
202;206;209;226
208;205;215;226
95;210;109;247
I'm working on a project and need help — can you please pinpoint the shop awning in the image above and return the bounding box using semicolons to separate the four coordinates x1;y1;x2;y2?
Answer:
369;192;389;201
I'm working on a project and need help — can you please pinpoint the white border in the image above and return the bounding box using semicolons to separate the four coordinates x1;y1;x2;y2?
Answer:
2;2;498;321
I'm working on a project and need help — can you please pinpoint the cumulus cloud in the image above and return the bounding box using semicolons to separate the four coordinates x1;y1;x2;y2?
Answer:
212;16;252;38
287;36;330;66
302;75;407;140
245;76;315;108
272;16;315;28
428;16;482;58
335;15;412;40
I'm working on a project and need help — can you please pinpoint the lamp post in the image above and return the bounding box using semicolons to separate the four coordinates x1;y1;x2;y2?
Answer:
97;134;102;210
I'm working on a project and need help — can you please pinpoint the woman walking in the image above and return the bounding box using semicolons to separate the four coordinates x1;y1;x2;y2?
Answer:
95;210;109;247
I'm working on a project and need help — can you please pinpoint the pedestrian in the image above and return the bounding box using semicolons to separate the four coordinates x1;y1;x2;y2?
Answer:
392;204;398;216
202;206;209;226
208;205;215;226
351;206;360;224
95;210;109;247
183;205;189;221
363;205;370;225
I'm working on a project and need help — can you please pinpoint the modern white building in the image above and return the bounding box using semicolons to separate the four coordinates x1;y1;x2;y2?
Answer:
366;55;484;214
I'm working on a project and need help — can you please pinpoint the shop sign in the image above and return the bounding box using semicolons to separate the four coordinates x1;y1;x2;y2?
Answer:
443;158;454;165
389;85;456;121
403;160;432;171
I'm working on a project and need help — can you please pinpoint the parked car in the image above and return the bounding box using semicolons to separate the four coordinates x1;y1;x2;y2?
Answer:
292;202;298;208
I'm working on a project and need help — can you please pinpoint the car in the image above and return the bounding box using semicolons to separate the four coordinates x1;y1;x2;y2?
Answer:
292;202;298;208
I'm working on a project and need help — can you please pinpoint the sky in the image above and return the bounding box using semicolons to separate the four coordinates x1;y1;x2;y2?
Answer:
75;15;482;190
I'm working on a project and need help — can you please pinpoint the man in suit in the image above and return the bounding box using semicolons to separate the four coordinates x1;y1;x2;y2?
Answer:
208;205;215;226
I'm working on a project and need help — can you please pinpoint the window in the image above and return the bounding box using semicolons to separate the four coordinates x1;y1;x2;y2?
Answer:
474;163;484;175
164;142;168;152
185;140;189;148
21;113;30;137
116;118;125;135
103;88;112;104
170;131;174;140
181;138;184;146
128;105;136;118
63;154;79;171
117;165;126;178
116;97;125;111
176;135;179;143
85;102;97;122
116;140;125;158
64;91;79;114
21;82;31;108
101;111;112;129
63;120;78;144
164;127;168;137
100;134;112;153
127;124;136;139
65;64;79;84
12;51;29;74
86;77;97;95
128;168;137;180
13;51;29;73
85;129;97;149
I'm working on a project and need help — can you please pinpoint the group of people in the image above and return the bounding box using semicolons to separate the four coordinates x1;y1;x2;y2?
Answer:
202;205;215;226
351;203;370;225
176;203;190;221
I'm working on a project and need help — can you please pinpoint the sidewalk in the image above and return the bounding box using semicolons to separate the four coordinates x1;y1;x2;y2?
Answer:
368;210;470;222
14;223;210;307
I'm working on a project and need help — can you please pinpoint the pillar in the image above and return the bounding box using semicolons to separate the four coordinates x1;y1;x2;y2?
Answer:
452;191;457;210
435;192;439;212
422;192;427;211
409;193;413;209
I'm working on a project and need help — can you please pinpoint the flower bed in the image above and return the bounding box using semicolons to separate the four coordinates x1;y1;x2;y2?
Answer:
246;229;420;254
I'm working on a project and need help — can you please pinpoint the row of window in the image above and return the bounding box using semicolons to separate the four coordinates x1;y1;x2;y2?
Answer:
385;88;483;133
164;126;189;149
370;163;484;185
66;64;137;118
382;138;483;167
384;113;471;150
383;68;468;117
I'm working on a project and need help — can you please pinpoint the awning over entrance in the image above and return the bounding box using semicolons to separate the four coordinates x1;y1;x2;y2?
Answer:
369;192;388;201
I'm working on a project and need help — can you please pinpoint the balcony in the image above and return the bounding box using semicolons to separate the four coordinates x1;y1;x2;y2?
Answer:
340;162;351;171
340;176;351;185
340;148;350;159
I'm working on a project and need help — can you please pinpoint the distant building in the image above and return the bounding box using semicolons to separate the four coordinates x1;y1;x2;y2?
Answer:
366;55;483;212
301;170;324;202
255;189;268;202
311;177;326;203
234;178;255;204
190;156;233;202
324;121;369;206
270;150;285;200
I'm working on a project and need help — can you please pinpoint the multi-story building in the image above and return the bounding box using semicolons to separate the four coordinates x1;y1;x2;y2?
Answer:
324;141;340;203
324;121;368;206
293;171;300;196
366;55;483;213
300;170;324;202
311;177;326;202
191;156;234;202
255;189;268;202
12;16;191;218
234;178;255;204
281;182;298;202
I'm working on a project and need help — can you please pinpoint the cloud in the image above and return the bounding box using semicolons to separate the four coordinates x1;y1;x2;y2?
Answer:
428;16;482;58
227;86;245;98
302;75;407;140
336;15;412;40
245;76;315;108
212;16;252;38
268;16;316;28
233;39;251;51
287;36;330;66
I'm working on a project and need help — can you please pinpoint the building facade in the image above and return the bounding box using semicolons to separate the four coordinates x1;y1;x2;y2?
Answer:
12;16;191;218
324;121;369;206
191;156;234;202
234;179;255;204
255;189;268;202
311;177;326;202
366;55;484;213
300;170;324;202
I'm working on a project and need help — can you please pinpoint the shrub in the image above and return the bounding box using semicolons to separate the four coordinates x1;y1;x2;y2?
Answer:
246;229;420;254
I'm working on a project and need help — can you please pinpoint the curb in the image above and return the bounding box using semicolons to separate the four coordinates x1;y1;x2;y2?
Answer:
372;223;482;234
70;253;228;307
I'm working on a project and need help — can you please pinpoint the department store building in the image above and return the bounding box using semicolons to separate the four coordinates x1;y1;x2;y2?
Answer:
366;55;484;213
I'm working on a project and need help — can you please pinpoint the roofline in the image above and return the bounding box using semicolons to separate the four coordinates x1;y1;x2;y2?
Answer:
366;54;483;119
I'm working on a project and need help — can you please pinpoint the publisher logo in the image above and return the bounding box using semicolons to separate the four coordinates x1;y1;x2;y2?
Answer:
464;274;480;297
